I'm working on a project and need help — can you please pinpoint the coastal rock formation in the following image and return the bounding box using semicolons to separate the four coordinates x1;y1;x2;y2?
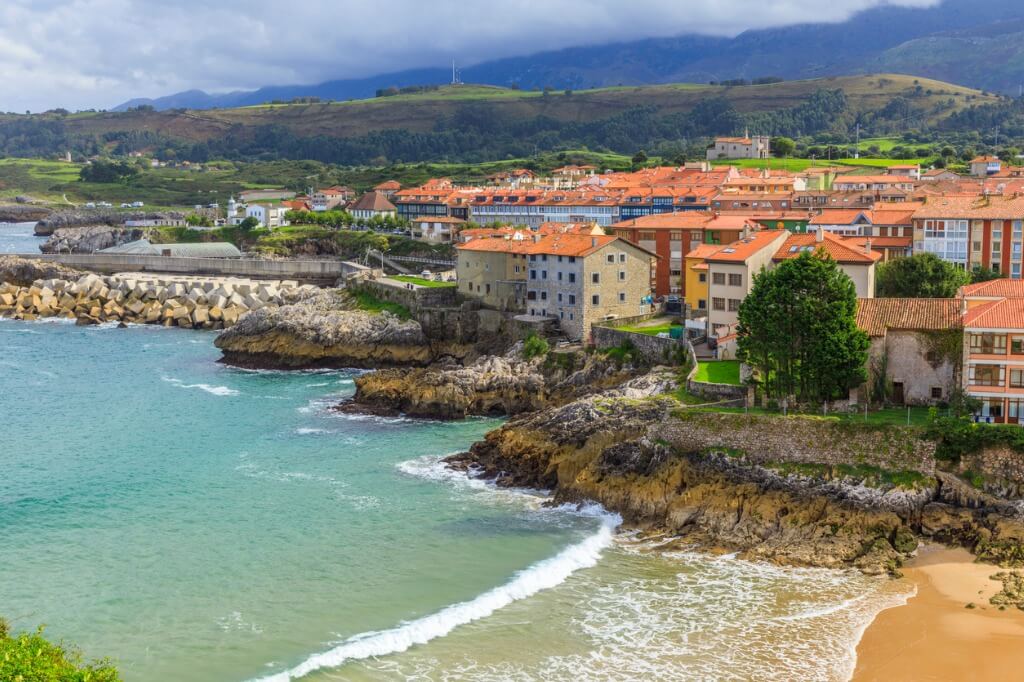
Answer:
0;259;310;328
0;255;84;287
214;289;457;368
447;387;1024;575
345;349;651;419
0;204;53;223
40;225;149;254
34;210;185;236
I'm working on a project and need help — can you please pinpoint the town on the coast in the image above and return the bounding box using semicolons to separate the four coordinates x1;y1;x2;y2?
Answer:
9;1;1024;679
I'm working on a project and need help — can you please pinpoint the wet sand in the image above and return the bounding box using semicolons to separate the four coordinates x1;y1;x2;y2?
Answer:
853;545;1024;681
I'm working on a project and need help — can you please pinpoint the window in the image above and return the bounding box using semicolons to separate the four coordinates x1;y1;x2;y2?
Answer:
527;291;537;301
1012;337;1024;355
728;273;742;287
557;271;563;281
568;273;576;283
619;271;626;281
931;387;943;399
619;254;626;263
712;272;726;285
591;294;600;305
969;364;1005;387
728;298;741;312
699;273;707;283
1012;369;1024;389
568;294;576;305
970;333;1007;354
530;270;537;280
592;273;600;284
540;291;547;301
670;231;683;241
618;292;626;303
712;297;725;311
485;284;491;295
698;299;707;310
557;293;563;303
607;254;615;263
542;270;548;280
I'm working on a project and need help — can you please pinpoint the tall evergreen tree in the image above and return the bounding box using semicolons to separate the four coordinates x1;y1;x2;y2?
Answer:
737;252;869;403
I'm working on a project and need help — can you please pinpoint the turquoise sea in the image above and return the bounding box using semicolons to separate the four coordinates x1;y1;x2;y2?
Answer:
0;221;44;253
0;235;915;681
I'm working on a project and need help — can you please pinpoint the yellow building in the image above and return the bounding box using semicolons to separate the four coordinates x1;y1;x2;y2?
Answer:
684;244;722;315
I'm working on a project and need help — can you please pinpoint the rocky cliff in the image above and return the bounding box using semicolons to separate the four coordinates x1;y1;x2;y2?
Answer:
344;349;648;419
40;225;150;254
0;204;53;223
214;289;468;369
447;387;1024;575
0;255;84;287
34;210;185;236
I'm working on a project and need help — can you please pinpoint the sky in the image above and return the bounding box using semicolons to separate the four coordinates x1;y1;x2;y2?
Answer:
1;0;938;112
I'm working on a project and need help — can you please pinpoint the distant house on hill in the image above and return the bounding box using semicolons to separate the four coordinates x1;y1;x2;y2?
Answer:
373;180;401;198
970;156;1002;177
350;192;397;220
706;133;770;160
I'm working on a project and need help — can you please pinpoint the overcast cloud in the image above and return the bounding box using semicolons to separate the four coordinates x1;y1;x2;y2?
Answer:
1;0;938;112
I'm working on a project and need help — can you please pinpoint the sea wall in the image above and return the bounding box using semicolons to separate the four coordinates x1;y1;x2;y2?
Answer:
662;411;936;473
592;325;690;365
0;271;313;329
351;279;458;311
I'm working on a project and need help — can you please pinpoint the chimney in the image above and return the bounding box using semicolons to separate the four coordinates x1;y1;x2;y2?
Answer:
591;237;598;248
864;237;872;255
816;226;825;243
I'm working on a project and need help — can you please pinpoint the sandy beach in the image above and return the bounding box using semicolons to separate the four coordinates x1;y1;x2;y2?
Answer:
853;545;1024;681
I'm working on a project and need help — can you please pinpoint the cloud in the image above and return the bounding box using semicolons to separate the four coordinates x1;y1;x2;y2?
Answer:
0;0;939;112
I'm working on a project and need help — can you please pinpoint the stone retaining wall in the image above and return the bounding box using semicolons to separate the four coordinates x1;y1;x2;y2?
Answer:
352;279;458;312
592;326;690;366
662;411;936;474
686;379;749;405
961;446;1024;498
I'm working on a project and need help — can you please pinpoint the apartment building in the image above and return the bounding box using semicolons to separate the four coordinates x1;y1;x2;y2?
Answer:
311;186;353;212
961;279;1024;422
683;244;721;315
524;234;657;341
705;230;789;338
455;236;531;311
833;175;916;193
611;213;758;296
913;195;1024;276
244;203;289;228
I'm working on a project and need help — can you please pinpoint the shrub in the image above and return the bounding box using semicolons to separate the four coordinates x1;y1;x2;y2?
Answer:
0;618;120;681
522;333;550;360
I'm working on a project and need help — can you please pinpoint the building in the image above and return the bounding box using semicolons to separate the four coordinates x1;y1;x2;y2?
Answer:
373;180;401;198
921;168;961;183
683;244;722;315
970;156;1003;178
411;216;465;243
887;164;921;181
312;187;352;212
855;298;962;405
245;203;290;228
524;234;658;341
912;195;1024;276
98;239;242;258
455;235;532;311
611;213;759;297
706;135;770;160
960;279;1024;422
705;230;789;338
833;175;916;194
349;192;398;220
773;230;880;299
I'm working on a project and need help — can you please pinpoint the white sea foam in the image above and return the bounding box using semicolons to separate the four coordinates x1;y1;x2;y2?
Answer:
295;427;330;435
161;375;240;396
252;514;620;682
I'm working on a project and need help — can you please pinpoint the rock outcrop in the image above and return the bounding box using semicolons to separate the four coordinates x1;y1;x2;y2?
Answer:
344;348;653;419
447;386;1024;575
0;204;53;223
40;225;149;254
0;259;311;329
34;210;185;235
0;255;84;287
214;289;461;368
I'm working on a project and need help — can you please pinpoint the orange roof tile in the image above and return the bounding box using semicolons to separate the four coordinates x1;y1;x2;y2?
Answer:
706;230;787;263
456;237;533;254
856;298;962;337
773;232;881;264
914;195;1024;220
685;243;724;260
959;279;1024;299
964;298;1024;330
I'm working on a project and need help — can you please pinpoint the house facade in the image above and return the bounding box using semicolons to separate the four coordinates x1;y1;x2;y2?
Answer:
706;135;771;160
245;204;289;228
705;230;789;338
961;279;1024;422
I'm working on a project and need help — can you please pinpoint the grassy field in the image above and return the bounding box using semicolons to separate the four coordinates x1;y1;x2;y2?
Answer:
694;361;742;385
689;404;934;426
47;74;994;142
390;275;455;288
616;321;683;336
714;156;936;172
351;291;411;319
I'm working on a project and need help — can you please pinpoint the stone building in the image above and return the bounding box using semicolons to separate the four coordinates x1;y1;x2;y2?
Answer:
855;298;962;405
454;235;531;311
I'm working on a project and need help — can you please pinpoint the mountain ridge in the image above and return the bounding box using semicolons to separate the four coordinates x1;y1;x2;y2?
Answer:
115;0;1024;112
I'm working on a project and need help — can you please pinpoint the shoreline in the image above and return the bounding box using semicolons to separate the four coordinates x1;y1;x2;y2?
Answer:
853;544;1024;681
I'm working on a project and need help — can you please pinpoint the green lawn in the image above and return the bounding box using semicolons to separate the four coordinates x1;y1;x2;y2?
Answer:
688;404;934;426
834;156;935;168
616;322;683;336
391;275;455;288
351;291;411;320
694;361;742;385
711;156;936;171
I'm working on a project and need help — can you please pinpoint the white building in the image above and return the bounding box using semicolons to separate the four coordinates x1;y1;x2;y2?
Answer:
245;203;290;229
706;133;771;160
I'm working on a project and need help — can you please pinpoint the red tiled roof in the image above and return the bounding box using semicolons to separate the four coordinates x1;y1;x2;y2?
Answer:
964;298;1024;330
773;232;881;264
706;230;787;263
959;279;1024;299
374;180;401;190
855;298;962;336
456;236;533;254
350;192;397;212
685;243;724;260
913;195;1024;220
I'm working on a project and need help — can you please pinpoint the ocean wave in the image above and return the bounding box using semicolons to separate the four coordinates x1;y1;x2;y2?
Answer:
161;375;240;396
251;515;619;682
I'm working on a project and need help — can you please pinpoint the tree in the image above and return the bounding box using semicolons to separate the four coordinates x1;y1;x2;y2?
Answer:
239;216;261;231
771;136;796;157
0;617;120;681
631;150;648;169
971;265;1006;284
876;253;970;298
737;252;869;403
